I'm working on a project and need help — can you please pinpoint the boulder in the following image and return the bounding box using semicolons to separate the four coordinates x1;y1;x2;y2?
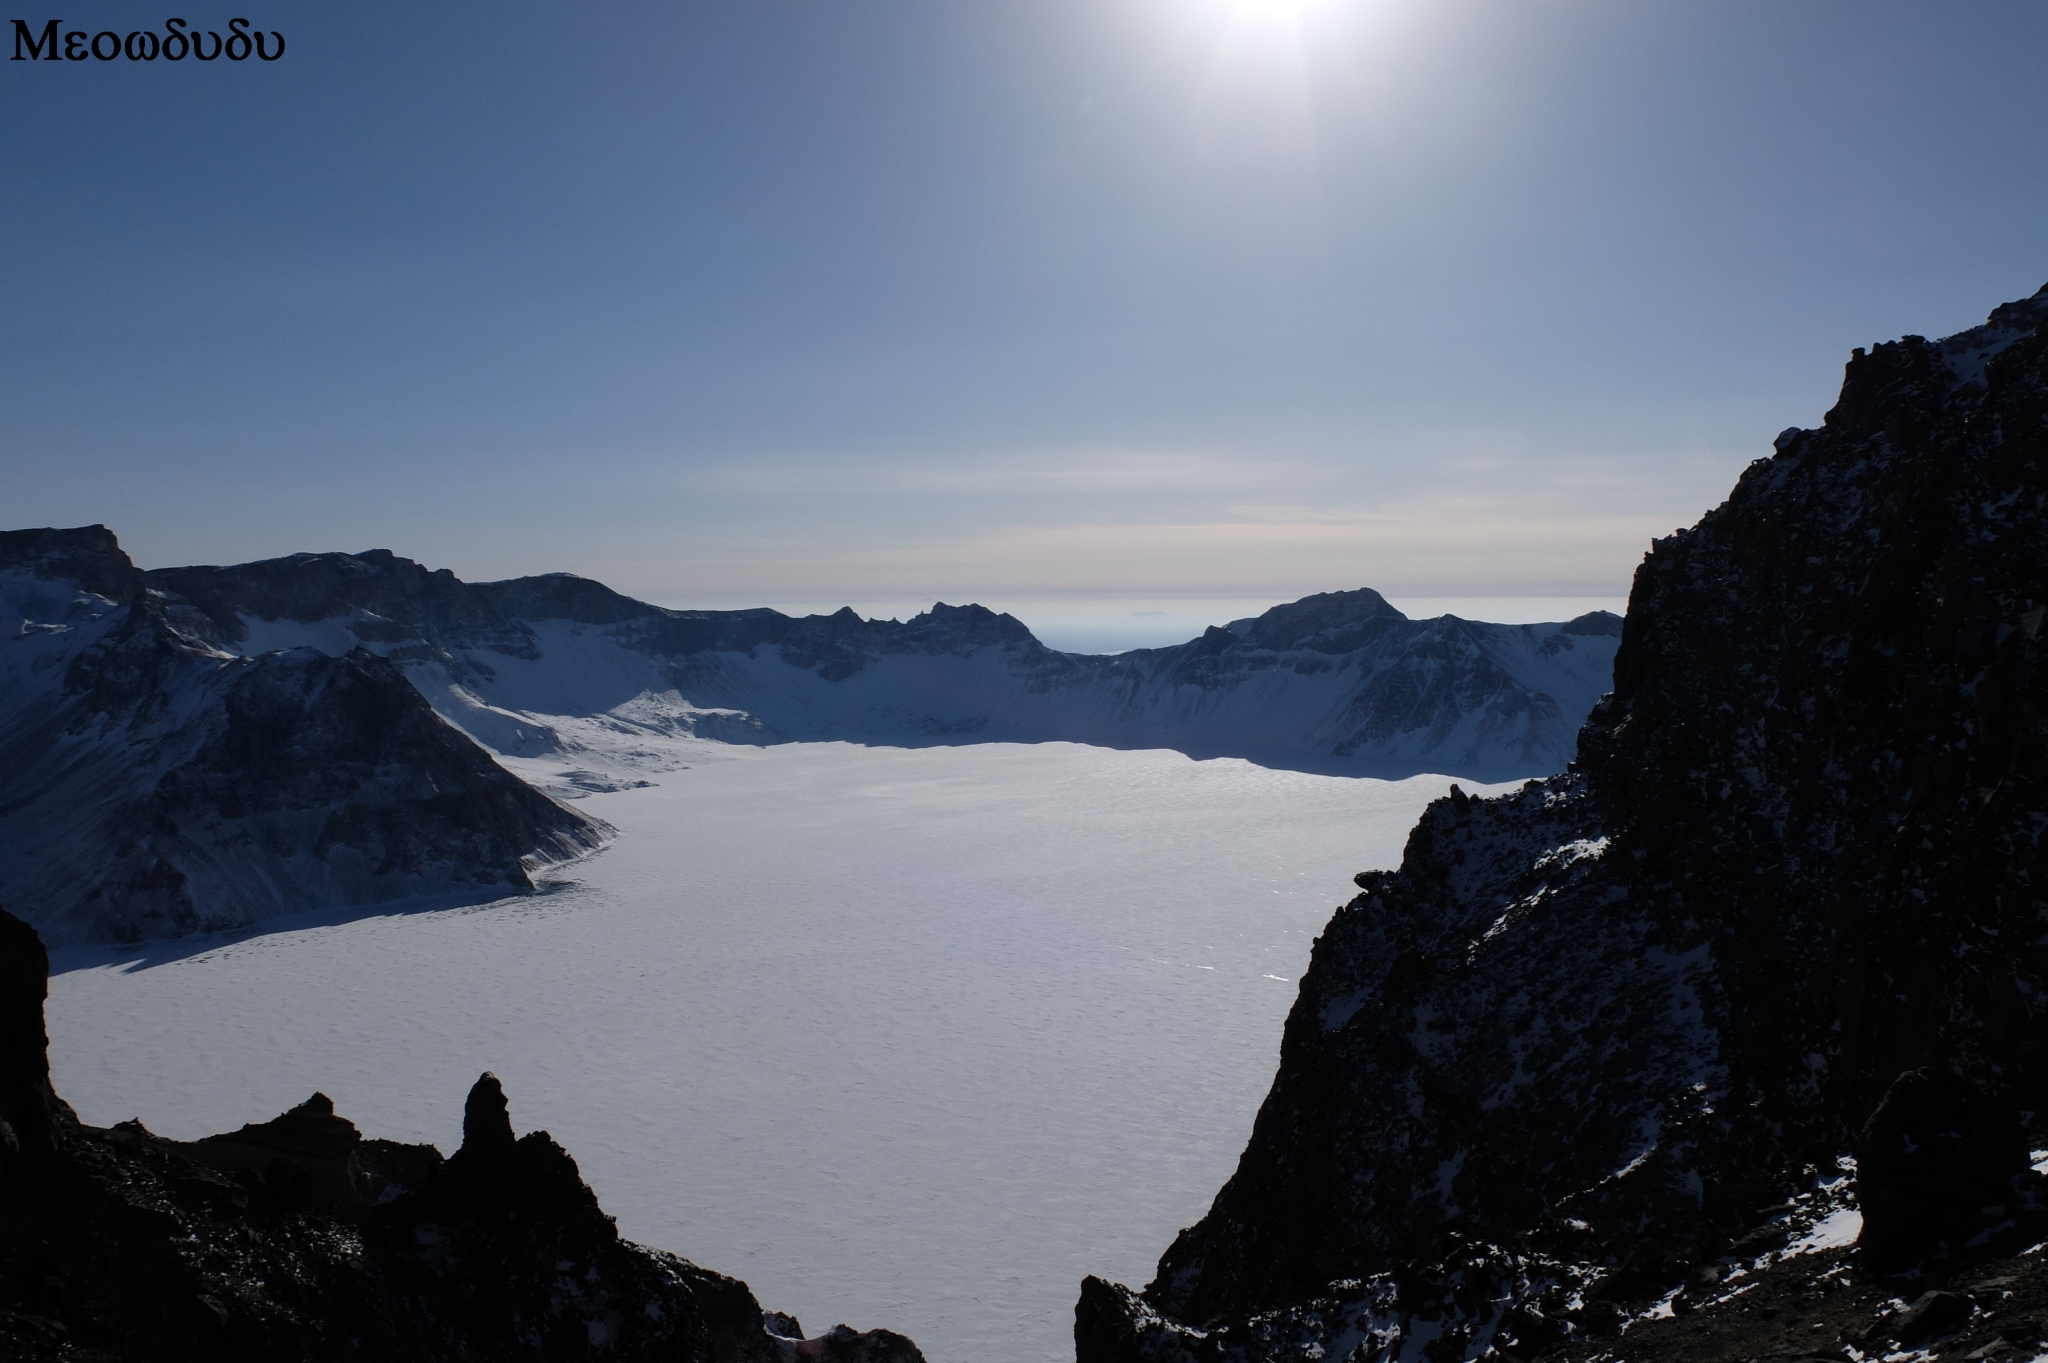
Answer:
1857;1068;2034;1273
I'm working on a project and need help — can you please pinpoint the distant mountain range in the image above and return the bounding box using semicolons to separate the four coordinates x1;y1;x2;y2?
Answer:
1;529;1618;945
147;550;1618;774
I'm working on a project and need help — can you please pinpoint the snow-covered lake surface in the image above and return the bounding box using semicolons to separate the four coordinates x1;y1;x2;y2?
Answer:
47;740;1515;1363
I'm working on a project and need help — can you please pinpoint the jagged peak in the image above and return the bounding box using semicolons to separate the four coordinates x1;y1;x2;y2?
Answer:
198;1090;362;1161
910;600;1037;641
461;1071;517;1157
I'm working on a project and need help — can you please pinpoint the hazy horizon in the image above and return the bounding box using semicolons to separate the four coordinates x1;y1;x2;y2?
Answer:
7;1;2046;635
22;514;1627;650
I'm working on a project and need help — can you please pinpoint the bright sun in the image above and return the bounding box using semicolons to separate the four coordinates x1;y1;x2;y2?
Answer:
1195;0;1344;42
1162;0;1373;86
1214;0;1334;20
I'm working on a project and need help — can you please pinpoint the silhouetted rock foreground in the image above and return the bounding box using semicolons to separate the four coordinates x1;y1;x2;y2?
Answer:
0;909;923;1363
1078;285;2048;1362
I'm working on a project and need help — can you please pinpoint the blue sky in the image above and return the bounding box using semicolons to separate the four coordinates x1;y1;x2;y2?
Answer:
5;1;2046;647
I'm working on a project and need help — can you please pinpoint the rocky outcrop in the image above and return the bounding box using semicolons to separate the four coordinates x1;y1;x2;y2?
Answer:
0;905;924;1363
0;909;66;1172
0;532;611;946
1076;285;2048;1361
1856;1068;2033;1275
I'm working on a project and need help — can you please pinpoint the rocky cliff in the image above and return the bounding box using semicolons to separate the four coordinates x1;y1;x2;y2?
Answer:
0;905;924;1363
0;530;611;946
1076;286;2048;1362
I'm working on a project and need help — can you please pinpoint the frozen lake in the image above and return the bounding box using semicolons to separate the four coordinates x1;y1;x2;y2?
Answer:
47;740;1513;1363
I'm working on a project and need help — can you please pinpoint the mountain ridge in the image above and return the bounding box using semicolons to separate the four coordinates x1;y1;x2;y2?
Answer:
4;532;1620;945
133;546;1620;778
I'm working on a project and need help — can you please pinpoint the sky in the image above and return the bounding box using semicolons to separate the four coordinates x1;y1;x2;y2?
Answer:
5;0;2047;649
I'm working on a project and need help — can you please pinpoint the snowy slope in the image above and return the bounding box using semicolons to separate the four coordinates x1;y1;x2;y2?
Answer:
147;552;1619;782
0;529;609;947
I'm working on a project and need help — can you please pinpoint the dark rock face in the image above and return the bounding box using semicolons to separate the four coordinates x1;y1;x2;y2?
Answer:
1078;286;2048;1360
787;1324;940;1363
0;910;67;1170
0;525;144;604
462;1069;519;1157
0;906;925;1363
0;530;611;946
1525;1234;2047;1363
1857;1069;2032;1273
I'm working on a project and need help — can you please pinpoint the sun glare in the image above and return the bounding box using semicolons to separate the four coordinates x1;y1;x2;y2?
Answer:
1224;0;1326;15
1173;0;1357;61
1206;0;1338;32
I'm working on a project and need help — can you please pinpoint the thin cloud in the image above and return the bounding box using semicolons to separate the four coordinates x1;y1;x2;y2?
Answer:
592;493;1697;604
686;447;1301;496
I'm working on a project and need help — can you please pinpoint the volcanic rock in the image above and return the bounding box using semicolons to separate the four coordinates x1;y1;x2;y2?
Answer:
0;905;925;1363
0;908;65;1171
1075;283;2048;1360
1856;1068;2033;1273
461;1070;517;1159
1891;1289;1974;1347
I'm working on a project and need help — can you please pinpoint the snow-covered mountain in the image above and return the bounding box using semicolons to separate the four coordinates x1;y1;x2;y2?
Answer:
2;528;1615;946
142;552;1618;781
0;529;609;947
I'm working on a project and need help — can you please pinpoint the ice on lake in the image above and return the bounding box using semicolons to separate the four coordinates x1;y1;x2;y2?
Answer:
47;740;1517;1363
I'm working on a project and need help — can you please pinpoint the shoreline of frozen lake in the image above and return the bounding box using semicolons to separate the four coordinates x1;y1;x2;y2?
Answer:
47;740;1519;1363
